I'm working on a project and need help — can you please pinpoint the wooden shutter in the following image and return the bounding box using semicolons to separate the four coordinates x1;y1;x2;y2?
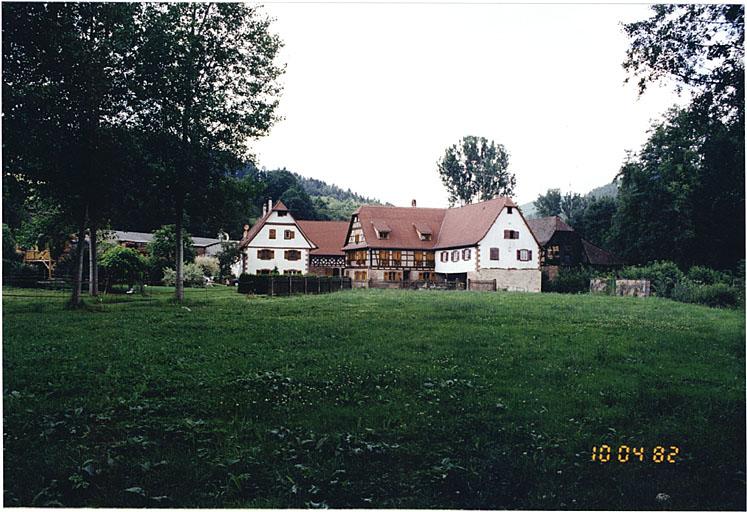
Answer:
516;249;520;260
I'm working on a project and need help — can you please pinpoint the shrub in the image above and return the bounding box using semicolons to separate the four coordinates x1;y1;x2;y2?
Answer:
194;255;220;279
542;267;597;294
3;260;46;287
2;224;21;262
237;272;253;294
671;278;740;308
162;263;205;287
692;283;740;308
687;265;732;286
99;246;146;288
618;261;684;298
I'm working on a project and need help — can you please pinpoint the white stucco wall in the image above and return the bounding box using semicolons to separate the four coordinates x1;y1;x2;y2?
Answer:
478;207;539;270
434;246;478;274
245;248;309;275
234;210;314;276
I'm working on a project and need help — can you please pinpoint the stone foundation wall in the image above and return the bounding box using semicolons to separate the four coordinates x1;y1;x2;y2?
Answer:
616;279;650;297
468;268;541;293
589;278;650;297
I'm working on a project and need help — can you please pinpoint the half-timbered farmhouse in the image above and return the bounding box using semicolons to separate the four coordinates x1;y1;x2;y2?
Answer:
527;215;623;279
342;197;542;292
297;221;349;277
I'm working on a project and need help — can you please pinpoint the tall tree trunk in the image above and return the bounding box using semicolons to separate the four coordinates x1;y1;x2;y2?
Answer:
175;194;185;302
88;218;98;296
70;205;88;306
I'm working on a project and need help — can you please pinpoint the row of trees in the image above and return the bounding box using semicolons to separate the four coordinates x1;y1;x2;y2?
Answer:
535;5;744;271
2;3;284;304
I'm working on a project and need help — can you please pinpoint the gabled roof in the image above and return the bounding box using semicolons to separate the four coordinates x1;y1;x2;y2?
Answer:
297;221;348;256
343;205;446;250
238;201;316;250
526;216;574;246
582;239;624;267
273;200;289;212
110;231;222;247
342;196;519;251
433;197;516;249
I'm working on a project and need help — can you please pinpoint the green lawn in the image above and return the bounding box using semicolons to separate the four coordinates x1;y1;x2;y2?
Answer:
3;287;745;509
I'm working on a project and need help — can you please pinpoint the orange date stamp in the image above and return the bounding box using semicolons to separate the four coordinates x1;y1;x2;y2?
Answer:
591;445;680;463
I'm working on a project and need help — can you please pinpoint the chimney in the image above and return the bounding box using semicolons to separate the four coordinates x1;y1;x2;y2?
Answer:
411;199;417;207
268;199;273;212
242;224;250;240
262;204;267;216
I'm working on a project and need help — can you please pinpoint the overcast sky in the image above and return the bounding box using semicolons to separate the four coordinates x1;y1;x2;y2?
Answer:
250;2;688;207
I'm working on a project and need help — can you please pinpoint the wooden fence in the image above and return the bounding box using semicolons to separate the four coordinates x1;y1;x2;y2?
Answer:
237;275;352;296
467;279;497;291
367;280;465;290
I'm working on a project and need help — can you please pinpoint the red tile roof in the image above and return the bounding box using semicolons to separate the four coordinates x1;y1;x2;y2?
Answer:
342;196;519;251
296;221;349;256
343;205;447;250
433;197;516;249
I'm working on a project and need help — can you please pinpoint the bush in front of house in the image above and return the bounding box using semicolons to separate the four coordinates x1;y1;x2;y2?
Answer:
542;266;597;294
618;260;684;298
237;272;253;294
99;246;147;289
162;263;206;287
2;260;47;287
672;279;741;308
194;255;220;280
686;265;733;286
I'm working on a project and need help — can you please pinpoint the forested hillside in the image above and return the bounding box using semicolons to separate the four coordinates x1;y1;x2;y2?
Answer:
239;165;387;223
520;180;618;219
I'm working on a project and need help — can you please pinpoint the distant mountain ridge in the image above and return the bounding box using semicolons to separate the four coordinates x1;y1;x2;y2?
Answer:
294;173;384;205
293;172;391;220
520;181;618;219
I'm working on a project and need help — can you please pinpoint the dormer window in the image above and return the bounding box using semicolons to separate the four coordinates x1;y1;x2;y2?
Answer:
372;221;391;240
414;223;432;241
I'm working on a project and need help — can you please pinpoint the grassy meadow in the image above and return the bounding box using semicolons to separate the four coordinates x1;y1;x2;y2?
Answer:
2;287;745;509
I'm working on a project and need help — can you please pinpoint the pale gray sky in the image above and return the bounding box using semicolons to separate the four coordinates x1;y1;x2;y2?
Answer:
251;2;688;207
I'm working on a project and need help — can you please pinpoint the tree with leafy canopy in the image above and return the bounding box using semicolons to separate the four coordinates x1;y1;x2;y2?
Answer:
623;4;744;122
618;4;744;268
2;3;140;304
437;136;515;206
217;242;242;280
574;196;618;250
613;108;704;266
559;192;588;228
280;186;319;220
147;225;196;283
534;189;562;217
132;3;284;302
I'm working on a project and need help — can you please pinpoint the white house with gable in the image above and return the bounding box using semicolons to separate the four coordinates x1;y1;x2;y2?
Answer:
234;200;317;276
432;198;541;291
